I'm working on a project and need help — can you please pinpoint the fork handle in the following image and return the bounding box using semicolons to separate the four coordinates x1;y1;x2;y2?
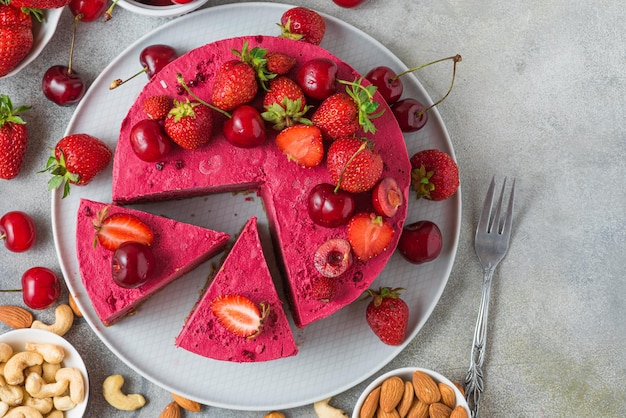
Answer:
465;265;496;418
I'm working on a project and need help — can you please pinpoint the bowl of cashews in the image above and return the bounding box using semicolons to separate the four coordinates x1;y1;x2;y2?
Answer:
0;328;89;418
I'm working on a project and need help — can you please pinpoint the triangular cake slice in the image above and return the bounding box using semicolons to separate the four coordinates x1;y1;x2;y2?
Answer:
76;198;230;326
175;216;298;362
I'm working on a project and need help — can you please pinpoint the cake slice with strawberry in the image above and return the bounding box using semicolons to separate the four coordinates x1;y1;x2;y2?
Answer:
76;198;230;326
175;217;298;362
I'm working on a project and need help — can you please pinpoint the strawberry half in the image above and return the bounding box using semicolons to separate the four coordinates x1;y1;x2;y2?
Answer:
93;208;154;252
364;287;409;346
275;124;324;168
211;294;268;338
347;212;395;260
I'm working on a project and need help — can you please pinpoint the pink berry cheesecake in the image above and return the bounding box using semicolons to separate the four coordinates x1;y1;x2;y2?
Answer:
76;198;230;326
112;35;411;327
175;216;298;362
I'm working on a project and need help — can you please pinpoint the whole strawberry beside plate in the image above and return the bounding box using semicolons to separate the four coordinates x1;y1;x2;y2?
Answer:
0;95;30;180
0;4;33;78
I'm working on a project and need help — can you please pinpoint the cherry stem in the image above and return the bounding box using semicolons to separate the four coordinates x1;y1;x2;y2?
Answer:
104;0;119;22
109;67;147;90
411;54;462;118
334;141;368;193
175;73;232;119
0;289;22;293
67;14;81;76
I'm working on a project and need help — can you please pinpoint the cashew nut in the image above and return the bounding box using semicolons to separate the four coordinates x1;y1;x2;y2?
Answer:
102;375;145;411
53;368;83;405
3;353;43;386
3;405;43;418
23;345;63;367
40;364;60;386
30;305;74;337
24;374;68;399
52;396;75;412
22;392;53;415
44;411;63;418
313;398;348;418
0;401;8;416
0;344;13;363
0;376;23;406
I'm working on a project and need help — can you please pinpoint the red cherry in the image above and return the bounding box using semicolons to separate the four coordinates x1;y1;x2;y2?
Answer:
296;58;338;101
307;183;356;228
140;44;178;79
332;0;366;7
130;119;173;161
69;0;108;22
365;66;403;105
112;241;156;288
0;211;36;252
171;0;194;3
42;65;86;106
391;98;429;132
21;267;61;310
135;0;174;5
314;238;353;278
372;177;403;218
223;105;266;148
397;220;442;264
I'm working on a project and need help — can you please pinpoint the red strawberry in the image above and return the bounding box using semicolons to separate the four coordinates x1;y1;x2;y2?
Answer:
326;137;383;193
266;51;297;75
164;99;213;150
279;7;326;46
409;149;460;201
347;212;395;260
9;0;70;8
312;79;382;140
0;4;33;77
142;95;172;120
364;287;409;346
211;294;269;338
261;76;311;130
42;133;112;198
0;94;30;180
211;42;270;111
93;207;154;252
275;124;324;168
311;275;336;302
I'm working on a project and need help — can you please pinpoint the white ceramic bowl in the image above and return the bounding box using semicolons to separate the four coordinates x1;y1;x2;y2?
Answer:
0;328;89;417
3;8;63;78
117;0;209;18
352;367;470;418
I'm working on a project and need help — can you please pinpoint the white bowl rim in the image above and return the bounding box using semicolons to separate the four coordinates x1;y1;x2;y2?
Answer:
351;366;470;418
117;0;209;18
0;328;90;417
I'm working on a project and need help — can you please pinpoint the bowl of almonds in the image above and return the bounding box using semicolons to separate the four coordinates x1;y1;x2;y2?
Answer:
0;328;89;417
353;367;470;418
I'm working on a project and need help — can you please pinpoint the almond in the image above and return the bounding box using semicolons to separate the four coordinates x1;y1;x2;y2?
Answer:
159;401;181;418
380;376;404;412
438;382;456;409
264;412;285;418
360;385;381;418
450;405;469;418
452;381;465;397
411;371;441;404
0;305;33;329
406;398;428;418
428;402;452;418
396;380;414;418
171;392;201;412
68;294;83;317
377;409;400;418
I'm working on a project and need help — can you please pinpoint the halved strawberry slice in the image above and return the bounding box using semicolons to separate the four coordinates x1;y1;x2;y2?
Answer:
210;294;268;338
275;124;324;168
93;208;154;251
346;212;395;260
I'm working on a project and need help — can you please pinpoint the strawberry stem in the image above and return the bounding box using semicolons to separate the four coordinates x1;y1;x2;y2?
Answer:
337;77;383;134
175;73;232;119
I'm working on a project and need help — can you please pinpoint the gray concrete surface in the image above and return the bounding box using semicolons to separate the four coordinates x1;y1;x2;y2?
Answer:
1;0;625;416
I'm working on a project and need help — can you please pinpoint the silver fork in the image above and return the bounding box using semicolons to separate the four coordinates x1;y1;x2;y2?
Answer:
465;176;516;418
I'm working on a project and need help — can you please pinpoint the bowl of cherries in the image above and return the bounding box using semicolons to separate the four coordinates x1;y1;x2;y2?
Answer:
117;0;209;18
